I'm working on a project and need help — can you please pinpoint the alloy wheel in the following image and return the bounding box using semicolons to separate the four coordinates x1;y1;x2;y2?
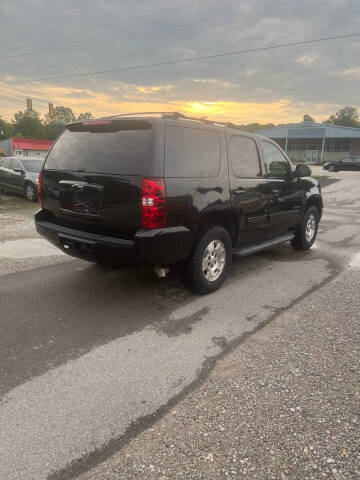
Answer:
305;214;316;242
26;185;35;201
202;239;226;282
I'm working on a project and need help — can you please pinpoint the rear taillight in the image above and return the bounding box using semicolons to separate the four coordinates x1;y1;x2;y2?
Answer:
141;178;167;229
38;169;44;209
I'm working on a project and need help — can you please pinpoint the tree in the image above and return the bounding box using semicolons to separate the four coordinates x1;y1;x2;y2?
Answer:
238;123;276;132
0;117;14;139
45;106;75;124
303;114;315;122
12;110;45;139
325;106;360;128
77;112;93;121
43;105;76;140
44;121;65;141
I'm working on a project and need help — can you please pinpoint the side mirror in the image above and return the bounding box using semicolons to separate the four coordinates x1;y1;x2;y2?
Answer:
13;168;24;174
295;163;311;178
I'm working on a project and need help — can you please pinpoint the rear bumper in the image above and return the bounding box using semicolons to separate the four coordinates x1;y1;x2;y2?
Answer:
35;211;193;266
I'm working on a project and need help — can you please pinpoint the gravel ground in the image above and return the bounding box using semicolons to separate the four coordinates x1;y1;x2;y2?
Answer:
79;269;360;480
0;193;69;275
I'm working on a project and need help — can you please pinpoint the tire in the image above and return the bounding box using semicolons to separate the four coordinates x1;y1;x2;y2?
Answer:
328;164;336;172
291;206;319;250
25;183;37;202
182;226;232;294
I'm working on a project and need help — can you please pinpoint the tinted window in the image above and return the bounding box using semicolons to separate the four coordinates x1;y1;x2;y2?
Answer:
231;136;261;178
45;126;152;175
165;126;220;177
22;159;44;173
262;141;291;178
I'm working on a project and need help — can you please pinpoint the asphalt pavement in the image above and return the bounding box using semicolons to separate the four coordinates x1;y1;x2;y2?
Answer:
0;168;359;479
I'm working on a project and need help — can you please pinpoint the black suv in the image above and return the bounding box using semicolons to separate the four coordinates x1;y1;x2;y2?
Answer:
35;113;322;294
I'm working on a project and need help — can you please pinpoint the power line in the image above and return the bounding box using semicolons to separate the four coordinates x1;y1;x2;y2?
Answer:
0;0;296;75
0;87;105;115
8;32;360;85
0;0;296;107
0;89;50;106
0;95;48;110
0;0;292;88
0;93;111;117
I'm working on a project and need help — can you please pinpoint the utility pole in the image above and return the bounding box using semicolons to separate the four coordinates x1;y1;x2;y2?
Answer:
26;98;32;111
49;103;54;119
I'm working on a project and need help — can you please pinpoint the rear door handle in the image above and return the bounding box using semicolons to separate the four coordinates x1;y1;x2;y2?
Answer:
271;189;281;195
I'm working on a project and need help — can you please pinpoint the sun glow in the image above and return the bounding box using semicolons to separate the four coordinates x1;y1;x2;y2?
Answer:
0;79;350;124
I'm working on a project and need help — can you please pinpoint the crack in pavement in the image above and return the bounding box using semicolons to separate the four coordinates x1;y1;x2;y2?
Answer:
47;250;343;480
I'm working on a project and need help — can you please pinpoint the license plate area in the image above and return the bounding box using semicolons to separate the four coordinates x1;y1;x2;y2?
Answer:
59;234;97;259
59;181;103;216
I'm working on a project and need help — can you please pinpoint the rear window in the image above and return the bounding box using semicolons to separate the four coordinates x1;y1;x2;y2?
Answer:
165;126;220;177
45;121;152;175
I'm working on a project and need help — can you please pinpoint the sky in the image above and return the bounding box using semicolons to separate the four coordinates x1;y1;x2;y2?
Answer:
0;0;359;124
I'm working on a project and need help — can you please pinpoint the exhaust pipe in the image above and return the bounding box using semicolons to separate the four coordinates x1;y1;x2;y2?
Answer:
154;266;169;278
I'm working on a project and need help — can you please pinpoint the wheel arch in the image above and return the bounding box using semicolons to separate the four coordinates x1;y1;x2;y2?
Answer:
194;208;238;248
306;194;323;218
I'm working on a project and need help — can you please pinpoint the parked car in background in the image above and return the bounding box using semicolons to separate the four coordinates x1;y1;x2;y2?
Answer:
0;156;44;201
35;113;323;294
323;156;360;172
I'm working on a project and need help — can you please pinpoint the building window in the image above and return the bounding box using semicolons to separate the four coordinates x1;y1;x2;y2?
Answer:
287;139;323;151
283;138;351;153
324;139;350;152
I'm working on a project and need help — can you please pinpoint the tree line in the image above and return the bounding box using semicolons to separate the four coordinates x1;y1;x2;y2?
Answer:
0;106;93;141
1;105;359;141
237;106;360;132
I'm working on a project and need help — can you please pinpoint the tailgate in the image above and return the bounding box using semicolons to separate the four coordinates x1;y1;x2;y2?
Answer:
42;170;142;238
41;119;155;238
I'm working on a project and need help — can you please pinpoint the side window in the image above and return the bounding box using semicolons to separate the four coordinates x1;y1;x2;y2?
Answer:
2;158;12;169
231;136;261;178
262;141;291;178
342;158;352;163
12;159;21;170
165;126;220;177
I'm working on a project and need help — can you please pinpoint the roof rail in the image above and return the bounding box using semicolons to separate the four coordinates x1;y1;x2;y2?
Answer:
103;111;185;119
98;111;248;132
164;114;249;132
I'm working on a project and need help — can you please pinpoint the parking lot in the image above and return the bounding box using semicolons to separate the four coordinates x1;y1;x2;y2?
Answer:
0;167;359;479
